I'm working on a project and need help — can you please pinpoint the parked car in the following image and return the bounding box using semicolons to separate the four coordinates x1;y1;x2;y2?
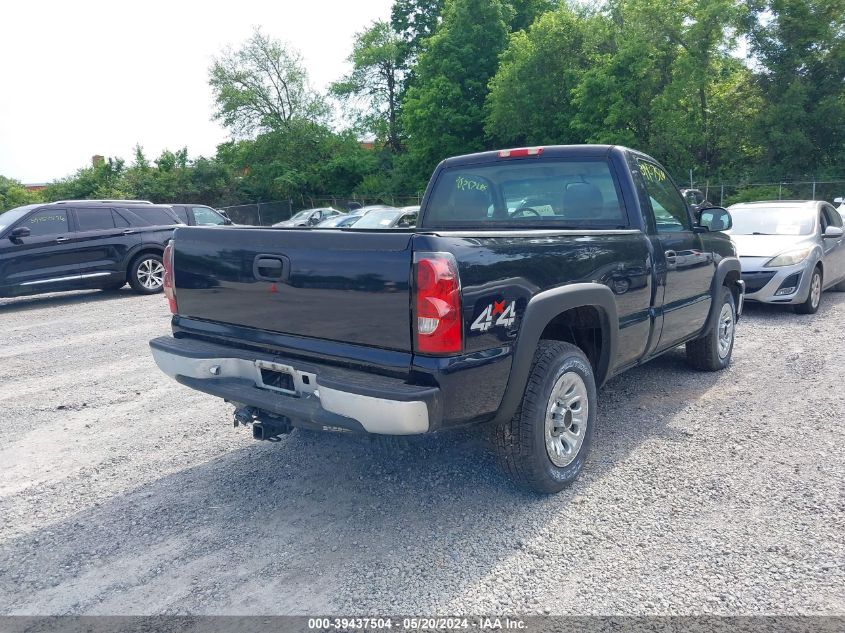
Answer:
350;207;418;229
315;213;363;228
150;145;744;493
0;201;181;298
168;204;234;226
273;208;343;228
727;200;845;314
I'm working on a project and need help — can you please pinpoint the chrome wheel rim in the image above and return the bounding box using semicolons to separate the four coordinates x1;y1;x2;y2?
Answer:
545;371;588;468
810;273;821;309
138;258;164;290
717;302;734;359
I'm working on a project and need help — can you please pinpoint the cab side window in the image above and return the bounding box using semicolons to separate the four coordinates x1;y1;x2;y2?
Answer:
192;206;223;225
24;209;69;237
637;160;690;232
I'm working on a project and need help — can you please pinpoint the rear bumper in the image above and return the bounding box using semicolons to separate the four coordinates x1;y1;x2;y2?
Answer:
149;336;441;435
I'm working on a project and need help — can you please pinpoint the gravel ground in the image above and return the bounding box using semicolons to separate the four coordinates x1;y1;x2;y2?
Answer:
0;287;843;616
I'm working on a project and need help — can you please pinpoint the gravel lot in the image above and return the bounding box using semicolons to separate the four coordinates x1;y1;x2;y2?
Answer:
0;287;843;615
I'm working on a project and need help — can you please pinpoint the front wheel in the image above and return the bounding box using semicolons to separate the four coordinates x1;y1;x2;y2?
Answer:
795;267;822;314
492;341;596;494
128;253;165;295
686;285;736;371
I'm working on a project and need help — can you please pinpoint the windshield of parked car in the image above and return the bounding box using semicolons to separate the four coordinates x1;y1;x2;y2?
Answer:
352;209;402;228
0;206;36;233
728;206;816;236
424;159;626;228
289;210;312;221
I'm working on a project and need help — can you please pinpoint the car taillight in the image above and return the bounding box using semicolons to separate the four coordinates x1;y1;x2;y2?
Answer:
163;243;177;314
414;252;462;355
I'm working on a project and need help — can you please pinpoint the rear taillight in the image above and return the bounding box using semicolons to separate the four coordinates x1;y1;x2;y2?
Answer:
414;252;462;355
163;243;177;314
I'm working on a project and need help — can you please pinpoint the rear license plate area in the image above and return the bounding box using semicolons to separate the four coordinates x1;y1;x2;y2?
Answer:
255;360;296;395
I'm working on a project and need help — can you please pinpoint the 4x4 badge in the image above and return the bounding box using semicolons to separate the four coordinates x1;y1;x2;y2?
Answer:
471;300;516;332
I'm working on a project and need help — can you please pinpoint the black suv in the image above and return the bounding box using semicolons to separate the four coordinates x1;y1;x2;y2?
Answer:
0;201;180;298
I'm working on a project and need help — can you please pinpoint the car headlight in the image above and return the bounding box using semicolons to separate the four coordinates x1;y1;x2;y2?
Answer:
764;247;812;267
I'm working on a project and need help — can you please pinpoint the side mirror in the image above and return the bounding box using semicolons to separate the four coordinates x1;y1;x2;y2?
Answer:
834;197;843;204
308;216;320;226
697;207;732;232
223;217;233;225
9;226;31;241
823;226;844;239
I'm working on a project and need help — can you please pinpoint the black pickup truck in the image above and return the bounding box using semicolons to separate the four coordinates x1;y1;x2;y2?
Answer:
150;145;744;493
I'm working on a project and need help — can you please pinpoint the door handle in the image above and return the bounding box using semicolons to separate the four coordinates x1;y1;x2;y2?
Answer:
122;229;135;235
55;237;69;244
253;255;289;282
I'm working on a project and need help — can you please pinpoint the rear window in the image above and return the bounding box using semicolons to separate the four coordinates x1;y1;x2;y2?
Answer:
121;206;181;227
424;159;626;228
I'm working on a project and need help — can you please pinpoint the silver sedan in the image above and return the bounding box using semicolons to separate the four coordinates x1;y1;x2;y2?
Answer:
727;200;845;314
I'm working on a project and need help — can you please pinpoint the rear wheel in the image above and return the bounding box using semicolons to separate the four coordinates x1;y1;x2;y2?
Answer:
492;341;596;494
686;286;736;371
128;253;164;294
795;267;822;314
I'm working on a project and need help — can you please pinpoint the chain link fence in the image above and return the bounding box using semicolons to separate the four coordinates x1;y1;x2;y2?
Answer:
221;194;424;226
685;180;845;207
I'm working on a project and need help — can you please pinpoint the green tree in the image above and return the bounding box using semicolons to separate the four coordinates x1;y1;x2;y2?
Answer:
747;0;845;177
400;0;511;187
486;7;606;146
42;158;129;202
331;21;404;151
391;0;446;76
508;0;557;31
209;28;328;136
0;176;42;212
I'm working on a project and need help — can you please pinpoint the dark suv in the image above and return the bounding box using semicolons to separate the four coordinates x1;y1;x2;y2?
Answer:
0;201;180;298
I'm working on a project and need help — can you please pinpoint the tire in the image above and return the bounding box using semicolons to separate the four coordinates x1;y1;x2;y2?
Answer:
794;267;822;314
686;286;736;371
128;253;165;295
492;341;596;494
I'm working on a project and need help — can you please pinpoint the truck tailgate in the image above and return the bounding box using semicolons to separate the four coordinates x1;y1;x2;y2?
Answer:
172;227;414;351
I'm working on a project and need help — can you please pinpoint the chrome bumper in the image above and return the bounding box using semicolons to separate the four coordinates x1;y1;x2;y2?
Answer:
150;337;437;435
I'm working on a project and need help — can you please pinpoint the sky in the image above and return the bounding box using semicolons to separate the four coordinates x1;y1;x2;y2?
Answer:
0;0;394;183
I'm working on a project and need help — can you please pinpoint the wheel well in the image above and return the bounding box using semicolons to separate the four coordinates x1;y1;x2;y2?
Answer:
127;247;163;273
539;306;604;375
723;269;740;305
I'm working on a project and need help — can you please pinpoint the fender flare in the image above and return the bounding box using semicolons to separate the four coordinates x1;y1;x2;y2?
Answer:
493;283;619;425
703;257;742;332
